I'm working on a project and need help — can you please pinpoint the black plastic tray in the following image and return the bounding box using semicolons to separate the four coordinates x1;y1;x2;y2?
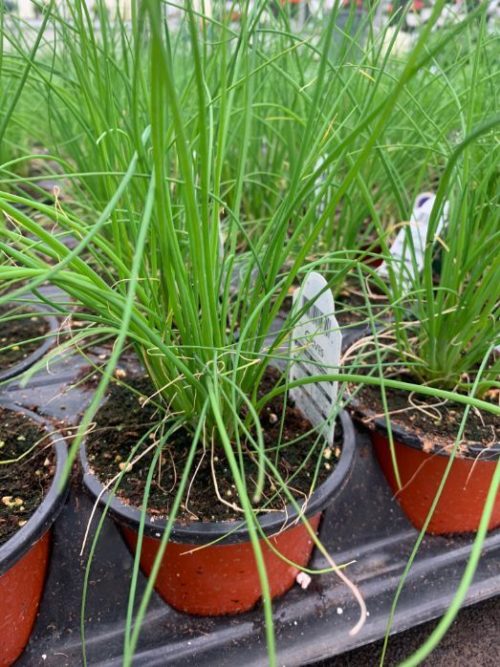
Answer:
2;347;499;667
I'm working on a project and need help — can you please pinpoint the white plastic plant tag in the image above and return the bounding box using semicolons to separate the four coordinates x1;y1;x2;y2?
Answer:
290;272;342;445
377;192;449;289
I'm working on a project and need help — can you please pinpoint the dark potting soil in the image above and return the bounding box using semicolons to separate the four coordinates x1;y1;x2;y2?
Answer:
352;377;499;456
0;304;50;371
70;345;143;393
85;368;342;524
276;281;390;328
335;282;390;327
0;407;55;546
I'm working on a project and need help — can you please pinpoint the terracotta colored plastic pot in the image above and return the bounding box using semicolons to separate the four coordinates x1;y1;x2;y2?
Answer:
0;404;68;667
81;410;356;616
121;514;322;615
0;298;58;383
369;418;500;535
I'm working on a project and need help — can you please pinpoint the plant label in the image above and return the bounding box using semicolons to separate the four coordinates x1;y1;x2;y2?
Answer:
377;192;449;288
290;271;341;445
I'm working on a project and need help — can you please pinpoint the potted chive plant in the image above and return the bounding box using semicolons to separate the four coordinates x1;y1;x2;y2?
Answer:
0;404;68;666
346;116;500;535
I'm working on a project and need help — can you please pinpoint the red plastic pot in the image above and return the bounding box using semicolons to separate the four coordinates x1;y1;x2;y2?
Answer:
0;404;68;667
369;419;500;535
121;514;322;615
81;410;356;616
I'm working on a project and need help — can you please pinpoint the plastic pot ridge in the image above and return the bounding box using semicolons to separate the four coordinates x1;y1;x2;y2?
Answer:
81;410;356;616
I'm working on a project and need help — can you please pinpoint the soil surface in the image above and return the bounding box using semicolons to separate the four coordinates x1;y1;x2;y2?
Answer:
0;407;55;546
85;368;342;524
0;304;51;372
277;280;391;328
351;374;499;456
335;280;390;326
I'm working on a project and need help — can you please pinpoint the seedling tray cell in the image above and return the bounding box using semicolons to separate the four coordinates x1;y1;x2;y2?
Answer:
2;359;499;667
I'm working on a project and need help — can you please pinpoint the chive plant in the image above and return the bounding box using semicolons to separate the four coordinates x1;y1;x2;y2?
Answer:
10;1;485;289
0;8;51;184
353;33;500;396
324;8;500;317
2;1;499;665
352;116;500;667
11;2;418;271
397;127;500;394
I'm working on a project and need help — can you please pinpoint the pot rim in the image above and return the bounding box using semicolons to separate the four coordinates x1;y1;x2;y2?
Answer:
0;296;59;383
0;402;68;575
80;410;356;545
349;395;500;461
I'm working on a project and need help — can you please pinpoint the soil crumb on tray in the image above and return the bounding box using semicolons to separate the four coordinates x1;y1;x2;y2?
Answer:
86;368;343;524
0;304;50;372
0;407;55;546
